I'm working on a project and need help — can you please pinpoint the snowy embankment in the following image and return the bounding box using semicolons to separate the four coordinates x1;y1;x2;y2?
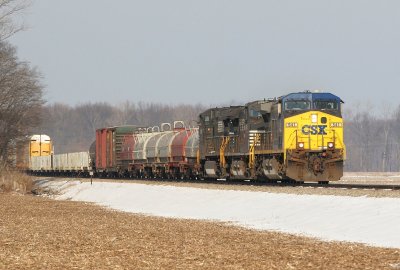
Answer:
40;180;400;249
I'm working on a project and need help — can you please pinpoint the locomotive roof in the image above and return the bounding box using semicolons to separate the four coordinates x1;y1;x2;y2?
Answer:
198;91;343;118
282;92;344;103
199;105;245;115
30;134;51;143
245;91;343;106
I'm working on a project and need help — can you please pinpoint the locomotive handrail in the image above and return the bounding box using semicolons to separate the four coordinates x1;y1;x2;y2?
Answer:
219;136;230;168
249;133;260;169
334;130;345;149
287;129;299;149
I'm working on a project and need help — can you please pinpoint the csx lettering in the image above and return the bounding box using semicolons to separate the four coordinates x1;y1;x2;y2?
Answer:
301;125;327;135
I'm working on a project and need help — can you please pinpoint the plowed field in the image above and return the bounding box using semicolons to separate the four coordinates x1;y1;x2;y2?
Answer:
0;193;399;269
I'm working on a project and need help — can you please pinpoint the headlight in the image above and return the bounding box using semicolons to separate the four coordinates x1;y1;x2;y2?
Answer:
298;142;304;149
328;142;334;149
311;114;318;123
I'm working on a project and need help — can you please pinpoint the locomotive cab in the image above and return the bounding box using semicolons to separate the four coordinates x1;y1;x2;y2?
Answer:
282;92;345;182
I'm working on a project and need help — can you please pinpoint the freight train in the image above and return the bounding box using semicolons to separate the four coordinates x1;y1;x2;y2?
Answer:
25;91;345;183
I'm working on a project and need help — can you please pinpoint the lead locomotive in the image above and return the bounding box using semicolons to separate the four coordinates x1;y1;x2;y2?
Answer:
199;91;345;183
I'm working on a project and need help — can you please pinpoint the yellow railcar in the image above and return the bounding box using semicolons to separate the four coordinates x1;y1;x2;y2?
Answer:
29;134;52;157
15;134;52;170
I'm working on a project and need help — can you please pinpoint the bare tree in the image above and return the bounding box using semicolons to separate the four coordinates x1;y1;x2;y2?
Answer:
380;102;394;172
0;41;44;166
111;101;137;125
393;105;400;171
345;102;377;171
0;0;30;41
172;103;204;127
75;102;114;133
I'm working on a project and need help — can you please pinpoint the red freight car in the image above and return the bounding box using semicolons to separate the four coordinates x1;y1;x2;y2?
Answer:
95;126;147;176
95;128;112;171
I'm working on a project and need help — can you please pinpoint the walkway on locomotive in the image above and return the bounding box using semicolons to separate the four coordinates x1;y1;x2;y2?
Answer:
282;92;345;159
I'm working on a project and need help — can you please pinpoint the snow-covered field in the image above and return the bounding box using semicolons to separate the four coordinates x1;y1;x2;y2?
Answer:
341;172;400;184
40;180;400;249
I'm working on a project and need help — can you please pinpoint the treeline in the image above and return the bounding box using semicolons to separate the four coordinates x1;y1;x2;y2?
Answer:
344;104;400;172
34;102;400;172
0;0;44;168
34;102;206;154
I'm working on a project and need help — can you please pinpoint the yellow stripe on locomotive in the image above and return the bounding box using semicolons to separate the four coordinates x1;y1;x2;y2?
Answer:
284;111;345;156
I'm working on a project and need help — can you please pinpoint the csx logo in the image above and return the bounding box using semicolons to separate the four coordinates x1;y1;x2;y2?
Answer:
301;125;327;135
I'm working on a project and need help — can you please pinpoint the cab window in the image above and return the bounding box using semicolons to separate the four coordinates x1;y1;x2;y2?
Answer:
249;109;261;118
314;100;338;110
284;100;310;110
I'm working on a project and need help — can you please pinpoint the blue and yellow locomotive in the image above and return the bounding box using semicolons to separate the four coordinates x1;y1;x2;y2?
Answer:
199;91;345;183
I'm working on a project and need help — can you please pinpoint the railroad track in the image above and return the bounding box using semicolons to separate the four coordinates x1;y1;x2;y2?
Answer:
44;175;400;191
198;179;400;190
294;182;400;190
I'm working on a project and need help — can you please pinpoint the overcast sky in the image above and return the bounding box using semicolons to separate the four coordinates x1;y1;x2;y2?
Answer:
10;0;400;107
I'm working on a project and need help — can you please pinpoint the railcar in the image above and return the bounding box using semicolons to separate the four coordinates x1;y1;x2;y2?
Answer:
125;122;199;179
95;125;148;177
15;134;52;170
199;91;345;183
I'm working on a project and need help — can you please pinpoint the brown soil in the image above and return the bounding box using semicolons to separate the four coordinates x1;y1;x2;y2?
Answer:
0;193;399;269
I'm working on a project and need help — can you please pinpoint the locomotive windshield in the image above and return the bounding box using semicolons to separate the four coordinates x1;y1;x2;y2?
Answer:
282;92;342;115
313;100;338;110
249;109;262;118
284;100;311;111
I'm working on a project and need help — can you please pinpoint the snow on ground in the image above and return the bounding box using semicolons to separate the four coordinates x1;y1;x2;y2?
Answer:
40;180;400;249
